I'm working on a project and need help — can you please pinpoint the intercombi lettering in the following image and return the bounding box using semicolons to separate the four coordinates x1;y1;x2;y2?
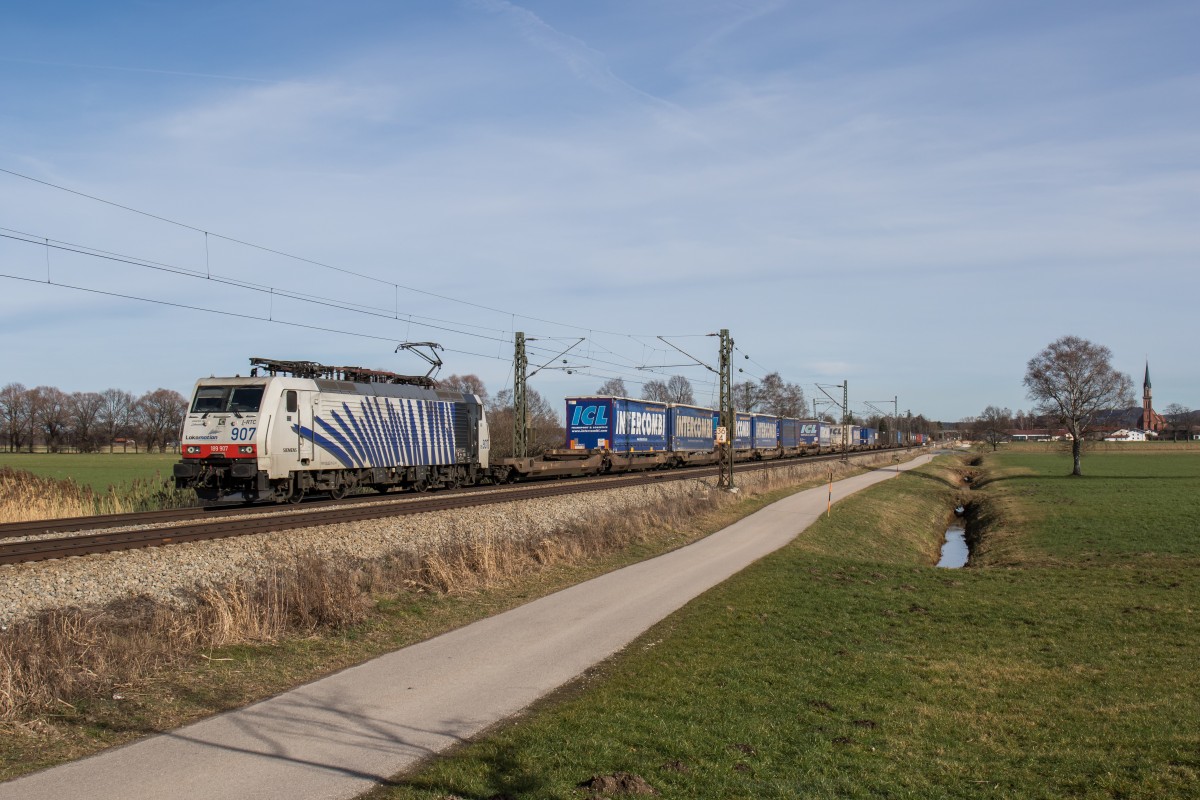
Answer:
674;413;713;439
616;410;666;437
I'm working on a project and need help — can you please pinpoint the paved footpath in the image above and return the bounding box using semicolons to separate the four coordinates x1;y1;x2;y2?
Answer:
3;455;931;800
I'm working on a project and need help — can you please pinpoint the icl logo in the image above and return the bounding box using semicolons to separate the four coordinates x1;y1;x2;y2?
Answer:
571;404;609;426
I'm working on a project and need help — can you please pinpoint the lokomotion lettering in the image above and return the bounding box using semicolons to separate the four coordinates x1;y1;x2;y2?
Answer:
616;409;666;437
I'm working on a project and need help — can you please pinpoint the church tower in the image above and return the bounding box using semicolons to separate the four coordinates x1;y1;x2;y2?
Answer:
1142;362;1157;432
1142;364;1161;434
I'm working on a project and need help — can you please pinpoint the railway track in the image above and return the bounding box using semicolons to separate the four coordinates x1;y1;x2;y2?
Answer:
0;449;909;566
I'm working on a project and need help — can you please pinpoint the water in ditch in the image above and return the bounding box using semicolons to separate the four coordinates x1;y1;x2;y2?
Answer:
937;522;969;568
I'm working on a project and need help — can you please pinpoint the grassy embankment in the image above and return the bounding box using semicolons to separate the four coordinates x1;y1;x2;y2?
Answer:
0;455;892;781
375;451;1200;799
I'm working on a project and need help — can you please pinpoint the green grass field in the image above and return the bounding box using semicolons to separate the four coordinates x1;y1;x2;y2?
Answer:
0;452;179;492
372;451;1200;799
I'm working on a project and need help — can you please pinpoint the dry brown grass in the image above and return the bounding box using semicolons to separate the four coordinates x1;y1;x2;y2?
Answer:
0;554;368;719
0;453;895;724
0;467;99;522
0;467;195;523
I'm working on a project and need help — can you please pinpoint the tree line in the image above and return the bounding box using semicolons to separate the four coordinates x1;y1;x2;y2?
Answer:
0;384;187;453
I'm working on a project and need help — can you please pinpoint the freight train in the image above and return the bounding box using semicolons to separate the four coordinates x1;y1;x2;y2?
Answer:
174;358;901;503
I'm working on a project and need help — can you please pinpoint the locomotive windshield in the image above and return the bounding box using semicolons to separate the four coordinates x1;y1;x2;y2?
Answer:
190;385;265;414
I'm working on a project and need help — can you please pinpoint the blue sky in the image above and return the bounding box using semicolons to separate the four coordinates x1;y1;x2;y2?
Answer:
2;0;1197;421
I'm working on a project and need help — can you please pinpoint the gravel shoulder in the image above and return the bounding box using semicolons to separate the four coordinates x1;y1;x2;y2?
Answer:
0;476;715;626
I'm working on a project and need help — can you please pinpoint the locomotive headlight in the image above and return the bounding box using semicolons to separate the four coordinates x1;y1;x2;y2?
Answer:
239;445;254;454
186;446;201;455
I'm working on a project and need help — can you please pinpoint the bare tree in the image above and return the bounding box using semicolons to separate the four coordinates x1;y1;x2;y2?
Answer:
664;375;694;405
438;374;489;403
973;405;1012;451
1162;403;1193;441
1024;335;1134;476
641;380;670;403
732;381;760;412
69;391;106;452
134;388;188;452
488;387;563;458
30;386;70;452
98;388;136;451
756;372;807;417
595;377;628;397
0;383;32;452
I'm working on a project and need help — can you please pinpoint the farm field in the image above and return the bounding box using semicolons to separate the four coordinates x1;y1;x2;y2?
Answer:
375;451;1200;799
0;452;179;493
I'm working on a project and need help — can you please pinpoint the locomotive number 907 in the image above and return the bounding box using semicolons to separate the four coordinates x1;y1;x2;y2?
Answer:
230;427;257;441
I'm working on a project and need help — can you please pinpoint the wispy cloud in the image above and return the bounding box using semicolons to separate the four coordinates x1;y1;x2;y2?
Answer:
466;0;684;113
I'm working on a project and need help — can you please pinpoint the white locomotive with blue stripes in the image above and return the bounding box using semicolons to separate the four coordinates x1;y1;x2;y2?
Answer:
174;358;489;502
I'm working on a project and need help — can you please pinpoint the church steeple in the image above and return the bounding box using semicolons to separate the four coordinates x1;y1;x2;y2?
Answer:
1143;361;1155;431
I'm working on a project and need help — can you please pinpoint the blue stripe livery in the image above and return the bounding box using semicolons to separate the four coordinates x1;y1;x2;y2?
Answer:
293;398;457;468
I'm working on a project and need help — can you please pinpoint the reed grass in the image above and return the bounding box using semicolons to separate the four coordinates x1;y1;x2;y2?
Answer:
0;466;196;523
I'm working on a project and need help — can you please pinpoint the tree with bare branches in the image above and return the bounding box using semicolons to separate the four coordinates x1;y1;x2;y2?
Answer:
732;381;759;412
30;386;70;453
488;387;562;458
595;377;628;397
438;374;489;403
973;405;1012;451
641;380;669;403
98;388;135;450
0;383;33;452
1024;335;1134;476
134;388;188;452
69;391;106;452
664;375;694;405
757;372;807;418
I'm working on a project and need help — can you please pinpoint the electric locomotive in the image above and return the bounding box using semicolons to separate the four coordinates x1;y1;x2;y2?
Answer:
173;358;490;502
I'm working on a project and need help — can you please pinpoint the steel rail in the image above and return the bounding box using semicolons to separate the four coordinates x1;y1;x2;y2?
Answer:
0;470;697;565
0;466;684;543
0;448;914;565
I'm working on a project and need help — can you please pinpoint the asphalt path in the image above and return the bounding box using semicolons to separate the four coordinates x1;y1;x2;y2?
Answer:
3;455;932;800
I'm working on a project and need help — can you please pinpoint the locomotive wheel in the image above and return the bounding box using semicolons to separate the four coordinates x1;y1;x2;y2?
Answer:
287;486;305;504
329;482;348;500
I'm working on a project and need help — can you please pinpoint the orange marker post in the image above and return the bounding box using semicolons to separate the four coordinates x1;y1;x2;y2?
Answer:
826;470;833;517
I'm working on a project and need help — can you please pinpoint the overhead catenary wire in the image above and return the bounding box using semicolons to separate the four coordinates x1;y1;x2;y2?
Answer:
0;227;518;341
1;169;811;398
1;224;716;388
0;166;674;339
0;255;709;390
